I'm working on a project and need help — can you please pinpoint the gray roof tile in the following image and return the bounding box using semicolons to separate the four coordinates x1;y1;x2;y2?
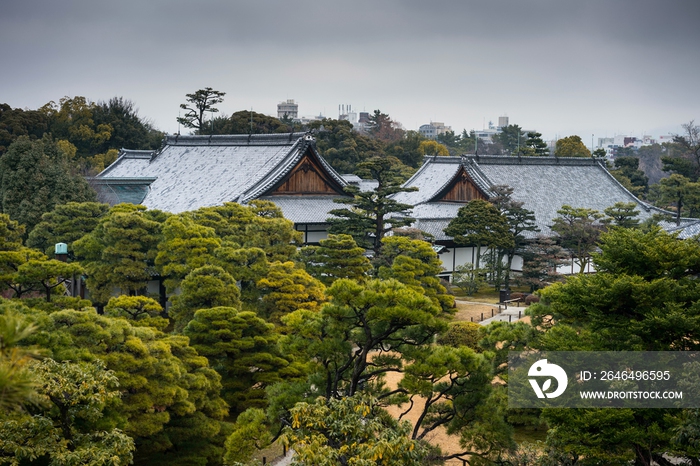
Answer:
97;133;347;214
401;155;699;239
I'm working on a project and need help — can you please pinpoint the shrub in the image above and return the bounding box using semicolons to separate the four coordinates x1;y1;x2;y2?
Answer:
436;321;482;350
524;294;540;305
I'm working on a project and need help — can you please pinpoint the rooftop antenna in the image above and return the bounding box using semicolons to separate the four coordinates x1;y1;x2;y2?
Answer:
250;107;253;134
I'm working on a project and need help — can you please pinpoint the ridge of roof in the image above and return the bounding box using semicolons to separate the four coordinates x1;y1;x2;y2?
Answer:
463;154;601;166
88;177;157;185
164;132;307;146
119;149;154;158
463;159;497;197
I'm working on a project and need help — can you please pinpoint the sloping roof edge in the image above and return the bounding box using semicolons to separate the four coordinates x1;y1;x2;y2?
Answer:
237;134;349;203
426;163;494;203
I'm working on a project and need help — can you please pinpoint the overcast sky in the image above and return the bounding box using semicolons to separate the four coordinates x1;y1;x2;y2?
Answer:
2;0;699;143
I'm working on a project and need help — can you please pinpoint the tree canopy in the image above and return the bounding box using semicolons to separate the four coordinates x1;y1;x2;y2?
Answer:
176;88;226;134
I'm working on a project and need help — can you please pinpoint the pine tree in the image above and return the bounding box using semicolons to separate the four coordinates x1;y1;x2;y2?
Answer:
168;265;240;331
0;135;95;234
256;261;325;325
301;234;371;286
26;201;109;257
328;157;417;257
184;306;294;414
73;204;164;303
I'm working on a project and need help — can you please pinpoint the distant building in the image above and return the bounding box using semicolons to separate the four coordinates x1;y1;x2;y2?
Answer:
277;99;298;119
498;116;509;128
597;134;663;157
338;104;358;125
419;122;452;139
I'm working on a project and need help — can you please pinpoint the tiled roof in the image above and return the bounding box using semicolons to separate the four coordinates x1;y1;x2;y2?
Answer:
666;220;700;239
258;195;344;224
96;133;347;214
402;155;699;239
393;156;462;205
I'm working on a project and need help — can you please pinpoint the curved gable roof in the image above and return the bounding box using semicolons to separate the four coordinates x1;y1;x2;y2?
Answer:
402;155;698;239
96;133;347;214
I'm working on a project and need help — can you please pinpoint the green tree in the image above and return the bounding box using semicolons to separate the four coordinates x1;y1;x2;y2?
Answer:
300;234;371;286
281;394;431;466
653;174;700;225
168;265;240;331
377;236;453;312
256;261;325;325
0;358;135;466
523;131;549;156
550;205;604;273
104;295;168;330
184;306;294;414
36;308;229;466
489;186;539;290
516;236;567;292
0;103;49;155
213;245;269;311
417;139;449;156
492;125;525;155
192;201;301;263
213;110;289;135
0;311;44;412
223;408;272;464
26;201;109;258
366;110;404;143
661;120;700;180
397;345;513;462
73;204;164;304
529;226;700;464
307;119;386;174
328;157;417;257
0;135;96;235
176;87;226;134
155;213;221;294
603;201;641;228
0;214;46;298
41;96;113;160
281;278;445;399
554;135;591;158
92;97;163;153
444;199;514;271
435;321;482;350
16;258;84;302
387;130;428;167
451;263;486;296
610;156;649;197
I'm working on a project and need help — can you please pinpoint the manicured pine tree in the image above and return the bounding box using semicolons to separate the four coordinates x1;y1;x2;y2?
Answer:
26;201;109;257
301;234;371;286
168;265;240;332
256;261;325;325
184;306;297;414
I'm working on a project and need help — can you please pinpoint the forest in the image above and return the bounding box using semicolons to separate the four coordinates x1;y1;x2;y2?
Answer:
1;93;700;465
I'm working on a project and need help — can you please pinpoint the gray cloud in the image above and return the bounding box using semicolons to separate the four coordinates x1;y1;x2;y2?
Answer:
1;0;698;140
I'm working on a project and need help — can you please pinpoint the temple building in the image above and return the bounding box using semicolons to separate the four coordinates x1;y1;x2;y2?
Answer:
92;132;349;243
392;155;697;275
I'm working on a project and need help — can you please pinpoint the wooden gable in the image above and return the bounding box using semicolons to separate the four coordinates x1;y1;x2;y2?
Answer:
433;166;488;202
269;153;345;196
